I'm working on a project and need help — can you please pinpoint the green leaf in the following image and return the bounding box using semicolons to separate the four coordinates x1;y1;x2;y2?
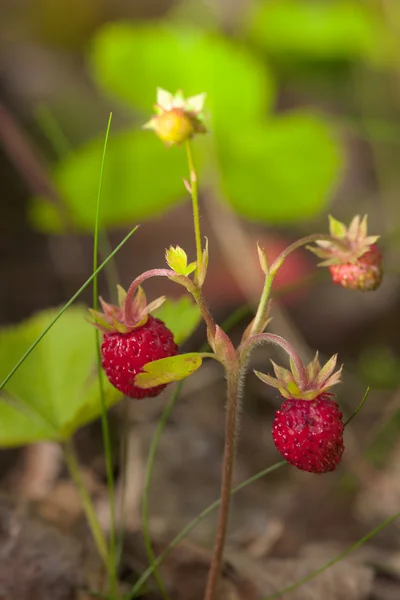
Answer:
218;111;342;223
0;306;120;447
246;0;385;63
89;23;274;135
153;297;201;345
29;130;187;232
135;353;203;388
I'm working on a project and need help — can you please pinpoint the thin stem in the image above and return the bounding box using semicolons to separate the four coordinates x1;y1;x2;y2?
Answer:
63;439;108;565
0;225;138;392
127;461;286;599
249;273;274;336
185;140;203;283
93;113;118;597
262;506;400;599
269;233;348;277
344;386;370;427
36;105;120;298
142;385;183;600
124;269;180;325
240;332;308;391
249;233;346;338
203;371;240;600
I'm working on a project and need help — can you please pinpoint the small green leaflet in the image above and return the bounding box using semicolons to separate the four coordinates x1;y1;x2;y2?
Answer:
135;353;203;389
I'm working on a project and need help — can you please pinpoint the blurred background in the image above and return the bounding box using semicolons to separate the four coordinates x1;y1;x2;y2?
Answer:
1;1;400;599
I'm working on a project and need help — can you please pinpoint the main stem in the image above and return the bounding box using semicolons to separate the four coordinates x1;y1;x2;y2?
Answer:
185;140;203;283
204;370;240;600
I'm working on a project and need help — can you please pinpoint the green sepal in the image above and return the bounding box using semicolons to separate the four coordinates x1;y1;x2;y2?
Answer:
328;215;347;238
257;241;269;275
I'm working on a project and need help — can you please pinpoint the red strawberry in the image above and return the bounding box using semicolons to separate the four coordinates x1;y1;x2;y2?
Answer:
308;215;383;292
255;352;344;473
272;395;344;473
89;284;178;399
101;315;178;399
329;244;382;291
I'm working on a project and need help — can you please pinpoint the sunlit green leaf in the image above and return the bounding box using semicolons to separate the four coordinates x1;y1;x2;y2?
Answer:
0;306;120;446
135;353;203;388
153;297;201;345
89;23;274;135
29;130;187;232
246;0;386;63
218;111;342;223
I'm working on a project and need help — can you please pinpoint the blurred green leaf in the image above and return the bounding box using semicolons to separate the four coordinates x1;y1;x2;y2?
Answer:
153;297;201;346
89;23;274;134
135;353;203;388
359;345;400;390
0;306;120;447
218;111;342;223
246;0;385;62
29;130;187;232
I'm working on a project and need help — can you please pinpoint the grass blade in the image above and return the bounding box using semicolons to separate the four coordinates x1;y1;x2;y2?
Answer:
0;225;138;393
127;460;286;599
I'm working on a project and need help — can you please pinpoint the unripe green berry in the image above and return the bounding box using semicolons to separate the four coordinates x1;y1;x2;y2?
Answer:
152;108;196;146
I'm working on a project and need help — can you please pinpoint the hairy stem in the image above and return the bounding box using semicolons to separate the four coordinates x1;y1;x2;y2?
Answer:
185;140;203;284
204;370;240;600
240;332;308;391
124;269;178;325
269;233;348;276
63;440;108;566
192;288;217;340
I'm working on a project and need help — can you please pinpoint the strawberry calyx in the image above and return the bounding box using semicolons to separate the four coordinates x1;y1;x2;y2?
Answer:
89;285;166;334
308;215;380;267
255;352;342;401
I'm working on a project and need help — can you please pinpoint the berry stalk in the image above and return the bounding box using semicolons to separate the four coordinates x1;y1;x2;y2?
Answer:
240;333;308;391
249;233;348;337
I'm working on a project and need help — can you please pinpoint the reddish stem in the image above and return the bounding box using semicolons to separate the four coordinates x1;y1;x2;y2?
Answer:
240;333;308;391
124;269;176;326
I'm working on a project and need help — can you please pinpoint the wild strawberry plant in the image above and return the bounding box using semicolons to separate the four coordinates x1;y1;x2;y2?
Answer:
0;87;388;600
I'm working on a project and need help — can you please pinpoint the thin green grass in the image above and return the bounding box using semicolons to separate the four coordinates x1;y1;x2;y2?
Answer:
92;113;118;597
0;225;138;393
34;104;120;297
141;384;183;600
128;461;286;599
262;507;400;599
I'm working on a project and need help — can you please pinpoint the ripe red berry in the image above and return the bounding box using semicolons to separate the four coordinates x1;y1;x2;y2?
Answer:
329;244;382;291
101;316;178;399
272;394;344;474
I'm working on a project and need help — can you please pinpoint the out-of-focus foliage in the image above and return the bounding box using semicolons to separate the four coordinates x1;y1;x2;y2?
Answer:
245;0;389;64
30;131;187;231
31;21;342;232
153;297;201;346
0;307;120;446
